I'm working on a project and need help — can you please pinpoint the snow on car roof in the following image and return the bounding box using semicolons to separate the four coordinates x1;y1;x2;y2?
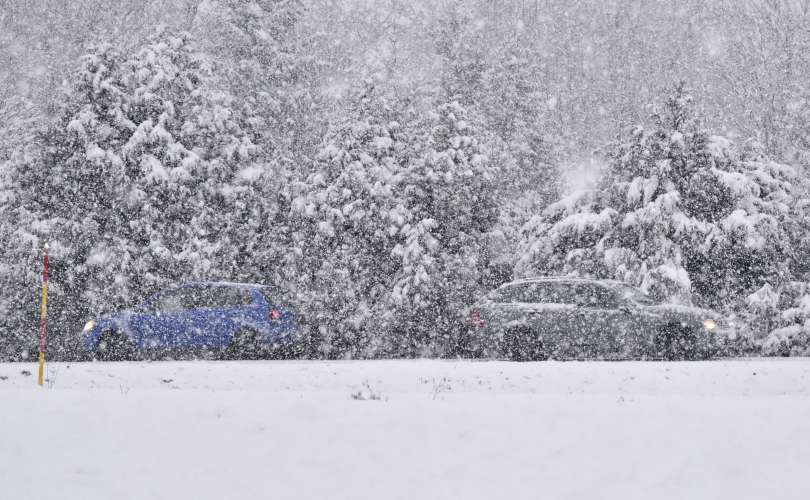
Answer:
180;281;269;289
503;276;628;288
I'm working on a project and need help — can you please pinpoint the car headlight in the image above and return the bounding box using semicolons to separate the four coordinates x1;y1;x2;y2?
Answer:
82;320;95;332
702;319;716;331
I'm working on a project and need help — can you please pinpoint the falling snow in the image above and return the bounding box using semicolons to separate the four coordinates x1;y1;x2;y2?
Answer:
2;1;810;498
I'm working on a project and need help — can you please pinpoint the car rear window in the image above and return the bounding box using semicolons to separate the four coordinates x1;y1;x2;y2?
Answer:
259;288;292;308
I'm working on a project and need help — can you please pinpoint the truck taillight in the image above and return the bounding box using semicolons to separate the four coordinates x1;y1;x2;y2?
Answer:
470;310;484;328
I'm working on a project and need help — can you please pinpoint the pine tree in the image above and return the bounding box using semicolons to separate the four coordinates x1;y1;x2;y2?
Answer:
0;147;41;360
432;3;488;108
288;81;407;357
481;33;558;197
193;0;321;161
0;30;263;358
517;84;798;311
387;100;498;355
762;282;810;356
0;94;37;162
479;34;562;288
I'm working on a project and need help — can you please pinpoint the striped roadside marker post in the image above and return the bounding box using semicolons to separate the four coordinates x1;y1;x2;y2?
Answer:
37;243;49;387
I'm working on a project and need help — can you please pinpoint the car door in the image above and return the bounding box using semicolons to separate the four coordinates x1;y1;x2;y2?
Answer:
135;289;190;350
571;283;633;358
185;286;259;349
533;283;590;356
508;283;580;354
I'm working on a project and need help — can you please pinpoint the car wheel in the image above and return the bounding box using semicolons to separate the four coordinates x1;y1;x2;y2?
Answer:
225;329;265;360
503;326;547;362
654;324;698;360
95;330;135;361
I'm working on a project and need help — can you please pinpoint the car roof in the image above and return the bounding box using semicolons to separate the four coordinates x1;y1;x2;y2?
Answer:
501;277;629;288
179;281;269;289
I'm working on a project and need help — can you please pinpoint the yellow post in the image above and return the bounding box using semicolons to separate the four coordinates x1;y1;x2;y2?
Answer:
37;244;49;386
37;352;45;386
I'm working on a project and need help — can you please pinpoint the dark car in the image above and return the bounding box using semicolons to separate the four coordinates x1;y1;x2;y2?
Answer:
466;277;736;361
81;282;300;360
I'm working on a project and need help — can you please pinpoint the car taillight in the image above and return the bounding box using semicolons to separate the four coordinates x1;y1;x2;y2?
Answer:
269;309;281;320
470;310;484;328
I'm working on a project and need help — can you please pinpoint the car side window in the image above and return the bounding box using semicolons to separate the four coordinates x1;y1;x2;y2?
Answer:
533;285;555;302
547;284;579;304
153;290;188;313
497;284;573;304
573;284;620;308
495;285;535;303
186;287;254;309
496;283;619;306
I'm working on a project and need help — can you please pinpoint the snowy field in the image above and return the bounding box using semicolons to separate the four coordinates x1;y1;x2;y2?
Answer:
2;359;810;500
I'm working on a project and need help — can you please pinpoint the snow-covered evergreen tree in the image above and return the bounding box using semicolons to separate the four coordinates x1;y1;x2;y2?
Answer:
289;83;499;357
517;85;798;312
288;81;407;357
387;100;498;355
786;167;810;281
432;4;487;109
762;282;810;356
0;94;37;162
478;35;562;289
0;30;264;357
193;0;322;160
0;147;42;360
481;34;559;199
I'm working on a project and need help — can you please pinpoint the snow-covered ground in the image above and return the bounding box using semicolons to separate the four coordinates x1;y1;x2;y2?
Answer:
1;359;809;500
